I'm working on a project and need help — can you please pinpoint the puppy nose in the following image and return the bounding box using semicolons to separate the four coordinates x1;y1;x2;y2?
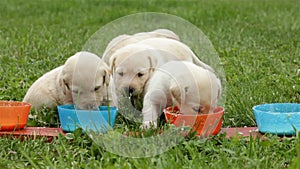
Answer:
124;87;135;96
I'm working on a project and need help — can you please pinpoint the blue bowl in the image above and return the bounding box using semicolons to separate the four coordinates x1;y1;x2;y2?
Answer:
57;105;118;133
253;103;300;135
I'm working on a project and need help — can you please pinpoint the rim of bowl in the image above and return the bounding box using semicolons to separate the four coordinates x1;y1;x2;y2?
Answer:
164;106;224;117
0;100;31;108
57;104;118;112
252;103;300;114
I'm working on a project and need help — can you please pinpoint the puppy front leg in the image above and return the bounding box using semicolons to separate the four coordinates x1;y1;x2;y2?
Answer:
141;104;158;129
141;90;167;129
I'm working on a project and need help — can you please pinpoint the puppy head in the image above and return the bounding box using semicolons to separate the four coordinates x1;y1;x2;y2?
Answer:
109;44;157;97
59;51;110;110
169;62;221;115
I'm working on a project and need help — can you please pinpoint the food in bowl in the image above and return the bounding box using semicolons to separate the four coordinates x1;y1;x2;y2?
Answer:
0;101;31;131
164;106;224;137
57;105;118;133
253;103;300;135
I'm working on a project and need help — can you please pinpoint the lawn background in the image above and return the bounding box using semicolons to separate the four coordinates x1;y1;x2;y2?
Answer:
0;0;299;168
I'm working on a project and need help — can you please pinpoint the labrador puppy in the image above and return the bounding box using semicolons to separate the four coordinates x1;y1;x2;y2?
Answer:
23;51;110;110
102;29;180;65
141;61;221;128
109;37;214;97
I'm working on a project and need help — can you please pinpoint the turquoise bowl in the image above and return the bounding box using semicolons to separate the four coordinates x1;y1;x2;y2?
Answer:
253;103;300;135
57;105;118;133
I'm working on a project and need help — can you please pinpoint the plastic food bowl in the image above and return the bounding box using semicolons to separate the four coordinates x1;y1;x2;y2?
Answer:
0;101;31;131
253;103;300;135
164;106;224;137
57;105;118;133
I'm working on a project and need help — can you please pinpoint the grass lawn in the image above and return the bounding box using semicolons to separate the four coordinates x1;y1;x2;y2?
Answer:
0;0;299;168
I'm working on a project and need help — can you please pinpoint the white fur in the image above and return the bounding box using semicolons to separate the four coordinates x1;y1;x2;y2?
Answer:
102;29;180;65
141;61;221;129
109;37;214;97
23;51;111;110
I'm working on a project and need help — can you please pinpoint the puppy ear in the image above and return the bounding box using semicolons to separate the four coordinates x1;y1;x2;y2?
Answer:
109;57;116;73
170;84;189;104
102;69;110;86
58;70;68;95
147;56;157;72
62;79;70;95
100;62;111;86
170;84;181;104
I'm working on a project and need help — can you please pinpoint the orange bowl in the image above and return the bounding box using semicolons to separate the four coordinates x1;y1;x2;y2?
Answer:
164;106;224;137
0;101;31;131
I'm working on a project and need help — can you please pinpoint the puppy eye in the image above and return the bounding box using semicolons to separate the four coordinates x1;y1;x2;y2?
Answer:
94;86;101;91
118;72;124;76
137;72;144;77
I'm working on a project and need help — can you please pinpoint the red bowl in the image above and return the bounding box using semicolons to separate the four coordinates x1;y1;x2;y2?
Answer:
0;101;31;131
164;106;224;137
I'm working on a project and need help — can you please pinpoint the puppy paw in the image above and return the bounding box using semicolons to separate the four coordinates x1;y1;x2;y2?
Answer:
140;121;157;130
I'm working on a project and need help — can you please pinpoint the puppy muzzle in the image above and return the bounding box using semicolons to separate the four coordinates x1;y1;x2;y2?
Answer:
123;86;135;97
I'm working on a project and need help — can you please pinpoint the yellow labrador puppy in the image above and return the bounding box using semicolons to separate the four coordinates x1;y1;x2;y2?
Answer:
109;37;214;97
102;29;180;65
141;61;221;128
23;51;110;110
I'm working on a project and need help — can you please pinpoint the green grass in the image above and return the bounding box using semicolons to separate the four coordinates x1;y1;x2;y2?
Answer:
0;0;299;168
